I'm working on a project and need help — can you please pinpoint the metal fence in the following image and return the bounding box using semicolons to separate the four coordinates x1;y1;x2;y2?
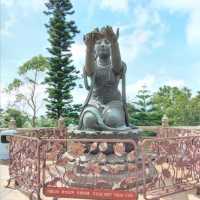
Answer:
6;130;139;200
5;129;200;200
7;135;41;199
156;127;200;137
141;136;200;200
6;128;67;199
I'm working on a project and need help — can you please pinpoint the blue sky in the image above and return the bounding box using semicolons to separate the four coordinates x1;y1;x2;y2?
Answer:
0;0;200;113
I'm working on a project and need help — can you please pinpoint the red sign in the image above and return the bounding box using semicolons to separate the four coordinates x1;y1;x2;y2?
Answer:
44;187;137;200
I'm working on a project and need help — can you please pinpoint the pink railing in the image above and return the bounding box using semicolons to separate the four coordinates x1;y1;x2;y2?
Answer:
156;127;200;137
141;136;200;200
7;135;41;199
7;130;139;200
6;128;67;199
5;128;200;200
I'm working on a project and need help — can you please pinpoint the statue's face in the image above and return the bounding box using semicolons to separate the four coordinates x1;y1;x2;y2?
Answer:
95;38;111;59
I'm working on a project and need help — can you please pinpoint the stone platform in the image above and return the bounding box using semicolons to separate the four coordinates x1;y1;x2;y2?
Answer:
44;128;156;190
68;128;142;139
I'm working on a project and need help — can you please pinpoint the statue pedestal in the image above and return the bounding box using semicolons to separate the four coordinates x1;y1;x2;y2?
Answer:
69;128;142;140
61;128;156;190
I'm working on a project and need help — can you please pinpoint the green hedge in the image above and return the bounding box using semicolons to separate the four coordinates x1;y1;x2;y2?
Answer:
141;130;157;137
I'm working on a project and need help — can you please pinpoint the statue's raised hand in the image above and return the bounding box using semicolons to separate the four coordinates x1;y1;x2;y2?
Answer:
102;26;119;44
83;30;103;48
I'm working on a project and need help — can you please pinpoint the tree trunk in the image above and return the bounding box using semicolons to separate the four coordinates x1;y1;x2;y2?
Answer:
32;115;36;127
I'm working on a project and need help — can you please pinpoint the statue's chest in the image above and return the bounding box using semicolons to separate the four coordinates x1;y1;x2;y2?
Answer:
94;67;117;87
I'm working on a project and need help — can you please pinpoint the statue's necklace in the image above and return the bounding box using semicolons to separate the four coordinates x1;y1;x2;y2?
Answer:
97;61;112;80
97;59;111;68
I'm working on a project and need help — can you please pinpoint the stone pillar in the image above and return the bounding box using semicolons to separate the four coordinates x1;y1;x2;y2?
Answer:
162;114;169;127
9;118;16;129
58;117;65;128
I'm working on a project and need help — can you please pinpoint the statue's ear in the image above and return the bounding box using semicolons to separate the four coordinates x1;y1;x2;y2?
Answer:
116;28;119;39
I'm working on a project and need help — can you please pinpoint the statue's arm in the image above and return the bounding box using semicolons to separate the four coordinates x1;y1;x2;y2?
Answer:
111;41;122;75
102;26;122;75
84;45;95;76
84;31;101;76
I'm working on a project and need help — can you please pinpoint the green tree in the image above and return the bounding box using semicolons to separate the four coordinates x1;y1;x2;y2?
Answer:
36;115;56;127
153;86;192;125
0;108;4;127
188;91;200;125
6;55;49;127
5;79;23;108
129;87;161;126
2;108;29;128
44;0;80;120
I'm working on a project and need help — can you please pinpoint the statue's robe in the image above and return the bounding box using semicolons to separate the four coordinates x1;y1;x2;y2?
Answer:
79;63;131;131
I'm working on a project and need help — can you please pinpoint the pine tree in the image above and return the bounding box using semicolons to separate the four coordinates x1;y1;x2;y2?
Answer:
130;86;161;125
44;0;79;119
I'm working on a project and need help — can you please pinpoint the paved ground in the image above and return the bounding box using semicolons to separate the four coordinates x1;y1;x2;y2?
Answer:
0;161;199;200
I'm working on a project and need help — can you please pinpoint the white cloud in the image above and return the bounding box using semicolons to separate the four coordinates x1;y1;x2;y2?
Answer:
0;83;47;115
152;0;200;13
0;15;16;38
0;76;187;112
71;42;85;71
133;6;161;28
119;30;152;63
0;0;48;38
71;41;90;105
118;5;166;64
71;87;87;105
0;81;88;115
0;0;48;11
126;75;155;100
0;40;86;115
0;84;8;109
152;0;200;46
18;83;47;115
165;79;185;88
28;0;48;11
100;0;129;12
125;75;187;101
186;11;200;46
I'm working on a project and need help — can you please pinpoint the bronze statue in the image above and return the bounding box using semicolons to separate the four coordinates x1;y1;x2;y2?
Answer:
78;26;135;131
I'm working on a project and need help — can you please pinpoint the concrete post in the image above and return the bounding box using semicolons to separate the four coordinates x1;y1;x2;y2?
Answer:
58;117;65;128
162;114;169;127
9;118;16;129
